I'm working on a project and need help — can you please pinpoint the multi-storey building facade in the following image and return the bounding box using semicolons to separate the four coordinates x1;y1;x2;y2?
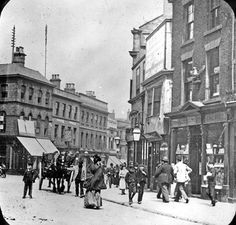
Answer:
127;0;173;189
167;0;236;202
50;76;81;152
0;47;109;173
0;47;55;173
79;91;108;163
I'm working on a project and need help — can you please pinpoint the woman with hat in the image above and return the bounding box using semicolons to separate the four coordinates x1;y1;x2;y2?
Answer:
84;155;107;209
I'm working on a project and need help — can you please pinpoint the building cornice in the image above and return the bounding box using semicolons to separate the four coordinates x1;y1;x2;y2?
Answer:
128;91;145;104
131;55;145;70
142;69;173;87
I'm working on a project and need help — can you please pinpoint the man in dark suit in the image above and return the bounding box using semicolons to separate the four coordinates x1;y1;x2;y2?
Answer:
154;156;174;203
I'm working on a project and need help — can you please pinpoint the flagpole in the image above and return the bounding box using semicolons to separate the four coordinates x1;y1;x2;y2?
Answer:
44;24;47;77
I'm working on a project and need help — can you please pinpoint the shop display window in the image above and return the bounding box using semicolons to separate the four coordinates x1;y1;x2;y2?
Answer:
176;143;189;162
203;143;224;188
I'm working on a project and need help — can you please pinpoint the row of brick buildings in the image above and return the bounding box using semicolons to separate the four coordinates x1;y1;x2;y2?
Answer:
127;0;236;202
0;46;130;174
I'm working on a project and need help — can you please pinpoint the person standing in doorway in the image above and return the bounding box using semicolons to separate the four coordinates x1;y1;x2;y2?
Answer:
154;156;174;203
136;164;147;204
174;156;192;203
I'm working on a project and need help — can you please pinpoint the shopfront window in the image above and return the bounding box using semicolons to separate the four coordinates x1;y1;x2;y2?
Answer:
204;123;224;187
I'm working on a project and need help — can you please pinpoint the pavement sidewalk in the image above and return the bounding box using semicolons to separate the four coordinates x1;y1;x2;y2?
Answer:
102;187;236;225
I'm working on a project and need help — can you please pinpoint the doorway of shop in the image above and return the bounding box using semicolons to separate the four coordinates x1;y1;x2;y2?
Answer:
189;125;202;194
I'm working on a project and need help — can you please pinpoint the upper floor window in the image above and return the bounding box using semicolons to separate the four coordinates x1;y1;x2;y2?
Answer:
73;128;77;145
184;2;194;41
183;58;193;102
21;85;26;99
55;102;60;116
29;87;34;101
1;84;8;98
28;113;33;121
61;126;65;139
91;113;94;124
45;91;50;105
81;110;84;122
207;47;220;97
86;112;89;123
68;105;72;118
142;61;145;82
62;103;66;117
136;67;140;95
103;117;107;127
20;111;25;120
147;87;162;117
44;116;49;136
0;111;6;133
74;107;78;120
38;90;43;104
209;0;220;29
54;124;59;138
36;115;41;134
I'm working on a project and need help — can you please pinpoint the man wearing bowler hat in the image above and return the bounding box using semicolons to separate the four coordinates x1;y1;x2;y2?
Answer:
154;156;174;203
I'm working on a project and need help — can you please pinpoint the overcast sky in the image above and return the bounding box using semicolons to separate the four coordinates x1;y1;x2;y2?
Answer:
0;0;163;118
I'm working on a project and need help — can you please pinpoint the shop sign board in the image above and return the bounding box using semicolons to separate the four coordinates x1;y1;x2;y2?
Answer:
171;115;201;127
204;111;226;124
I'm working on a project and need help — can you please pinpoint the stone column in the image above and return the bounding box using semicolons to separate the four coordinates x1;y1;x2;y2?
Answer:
170;128;177;163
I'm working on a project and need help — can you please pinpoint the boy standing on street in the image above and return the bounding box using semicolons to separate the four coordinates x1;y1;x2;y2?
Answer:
206;162;217;206
22;162;37;199
136;164;147;204
125;162;137;205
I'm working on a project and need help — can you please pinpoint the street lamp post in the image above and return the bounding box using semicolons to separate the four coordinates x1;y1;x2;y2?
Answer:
133;126;141;164
114;136;121;159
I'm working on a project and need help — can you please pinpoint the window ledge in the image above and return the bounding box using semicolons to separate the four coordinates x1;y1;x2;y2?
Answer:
204;24;223;37
181;38;195;48
203;96;221;104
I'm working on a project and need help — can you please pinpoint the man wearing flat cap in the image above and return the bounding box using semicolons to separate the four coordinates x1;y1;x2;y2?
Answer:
154;156;174;203
136;164;147;204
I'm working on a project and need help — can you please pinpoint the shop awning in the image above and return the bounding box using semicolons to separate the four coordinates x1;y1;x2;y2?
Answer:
36;138;59;154
107;156;122;166
17;137;45;157
143;131;162;142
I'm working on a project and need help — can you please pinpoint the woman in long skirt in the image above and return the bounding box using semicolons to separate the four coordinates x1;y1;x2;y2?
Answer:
119;164;127;195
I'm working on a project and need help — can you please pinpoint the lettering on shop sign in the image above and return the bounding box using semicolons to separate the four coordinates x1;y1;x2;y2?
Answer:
171;115;201;127
204;112;226;124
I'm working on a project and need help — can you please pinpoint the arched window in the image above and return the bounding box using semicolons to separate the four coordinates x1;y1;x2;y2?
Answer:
20;111;25;120
36;115;41;134
0;111;6;133
45;91;50;105
38;90;43;104
21;85;26;99
44;116;49;136
28;113;33;121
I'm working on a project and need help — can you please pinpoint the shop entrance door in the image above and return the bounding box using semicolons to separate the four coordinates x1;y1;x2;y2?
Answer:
189;126;201;194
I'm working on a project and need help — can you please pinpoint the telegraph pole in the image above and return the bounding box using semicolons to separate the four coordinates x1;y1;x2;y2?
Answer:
11;25;15;63
44;24;47;77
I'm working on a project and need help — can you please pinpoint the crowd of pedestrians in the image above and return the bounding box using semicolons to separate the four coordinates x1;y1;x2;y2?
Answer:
18;153;218;209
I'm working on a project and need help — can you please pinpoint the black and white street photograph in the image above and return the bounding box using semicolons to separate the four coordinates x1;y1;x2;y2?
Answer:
0;0;236;224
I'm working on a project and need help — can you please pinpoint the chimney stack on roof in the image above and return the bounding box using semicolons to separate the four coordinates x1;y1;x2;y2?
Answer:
64;83;76;94
50;74;61;89
12;46;26;66
86;91;96;98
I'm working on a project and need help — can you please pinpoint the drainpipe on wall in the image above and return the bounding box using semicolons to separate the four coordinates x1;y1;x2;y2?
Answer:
231;11;235;92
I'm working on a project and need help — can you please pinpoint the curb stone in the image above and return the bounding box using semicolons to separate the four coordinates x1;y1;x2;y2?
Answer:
103;197;215;225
